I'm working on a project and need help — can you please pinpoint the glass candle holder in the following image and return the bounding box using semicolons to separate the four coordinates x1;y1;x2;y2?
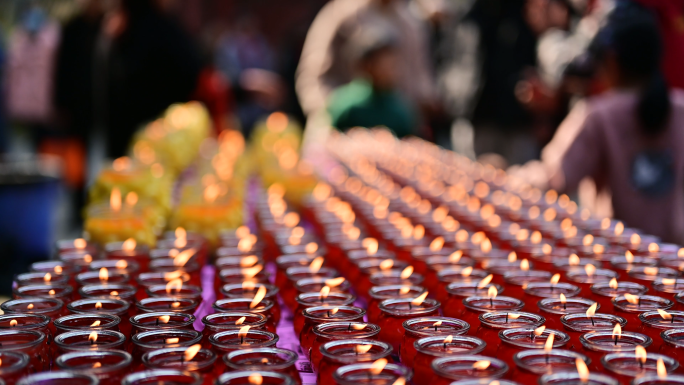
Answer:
376;298;440;352
612;295;674;329
410;246;455;275
496;327;570;368
130;312;196;336
522;283;580;313
300;306;366;353
659;329;684;362
281;266;337;309
55;349;132;385
590;281;648;311
579;331;652;372
502;270;552;299
75;270;130;287
142;347;216;384
293;277;352;298
601;352;678;384
627;266;679;286
318;339;393;385
454;296;524;333
400;317;470;365
104;242;150;273
54;314;121;336
367;271;425;300
0;314;51;350
638;310;684;343
434;268;488;302
79;284;138;303
223;348;300;385
17;372;99;385
538;371;619;385
475;312;546;356
566;268;619;295
0;330;48;372
651;278;684;301
431;355;508;385
131;329;202;368
0;351;29;383
309;322;380;371
631;374;684;385
54;329;126;354
673;291;684;309
512;349;590;385
1;298;64;323
213;298;278;330
609;256;656;272
219;283;280;323
201;312;269;346
13;284;73;302
146;284;203;301
445;282;504;304
208;329;278;356
149;260;201;287
538;297;598;330
293;292;356;336
67;298;131;337
30;261;79;285
214;254;263;270
135;297;199;314
90;259;141;276
560;313;627;350
553;257;601;273
274;254;318;289
413;335;486;383
122;369;201;385
367;285;426;324
59;251;96;271
136;272;191;300
333;362;412;385
56;238;98;255
216;371;295;385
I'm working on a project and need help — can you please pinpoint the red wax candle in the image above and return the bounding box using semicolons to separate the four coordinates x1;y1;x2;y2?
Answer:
136;272;191;302
422;254;475;286
474;312;546;356
559;313;626;351
512;349;589;385
631;374;684;385
149;260;202;287
400;317;470;365
359;270;425;302
495;327;570;368
1;299;64;341
213;298;279;330
502;270;552;299
552;256;599;273
67;298;132;337
367;285;426;324
449;296;524;334
659;329;684;361
318;339;393;385
355;259;411;290
578;330;652;372
566;267;619;296
56;349;132;385
104;241;150;272
76;270;130;287
443;282;504;315
135;297;199;314
274;254;319;289
299;306;366;353
611;295;674;331
293;292;356;336
220;283;280;320
54;329;126;354
17;371;99;385
333;362;411;385
79;284;138;304
145;284;202;301
215;254;263;271
431;355;508;385
537;369;619;385
310;322;380;371
30;260;79;283
131;329;202;368
142;347;217;385
59;250;96;272
90;259;141;276
0;330;48;373
434;268;488;302
208;329;279;356
130;312;196;336
216;371;295;385
413;335;486;383
590;281;648;311
201;312;269;346
638;310;684;344
602;351;677;384
538;297;598;331
293;277;351;300
13;284;73;302
522;283;580;313
281;266;338;309
56;238;98;255
223;348;301;385
410;246;455;275
376;298;440;352
54;314;121;336
122;369;201;385
627;266;679;287
14;272;70;288
0;351;29;384
609;255;656;272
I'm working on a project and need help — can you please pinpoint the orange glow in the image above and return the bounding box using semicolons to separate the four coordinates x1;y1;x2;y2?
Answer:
585;264;596;276
644;267;659;276
609;278;618;289
110;188;121;212
455;229;469;243
122;238;136;251
115;260;128;269
235;316;246;325
48;289;55;296
320;286;331;300
95;302;102;310
325;277;346;287
399;287;411;295
583;234;594;246
413;225;425;240
411;292;429;306
625;293;640;305
477;274;493;288
239;256;259;268
461;267;474;277
631;234;642;245
184;344;201;362
430;237;445;252
576;357;589;382
91;321;101;327
550;274;561;284
379;259;394;271
615;222;625;236
649;243;660;253
99;268;109;281
542;244;553;255
473;360;491;370
267;112;288;132
625;251;634;263
543;208;556;222
657;358;667;378
487;286;498;298
9;320;17;327
530;231;542;244
27;304;34;310
449;251;463;263
534;326;546;336
601;218;611;230
250;286;267;309
635;345;647;364
355;344;373;354
44;273;51;282
248;373;263;385
166;278;183;294
309;257;324;274
613;324;622;340
370;358;388;374
241;265;263;279
283;212;300;228
159;315;170;324
657;309;673;320
544;333;555;352
88;332;98;344
586;303;597;317
569;254;580;266
520;259;530;271
74;238;87;249
235;226;250;239
305;242;319;254
173;249;197;267
125;192;138;207
54;265;63;274
84;254;92;263
508;252;517;262
480;238;492;253
110;291;119;296
171;301;181;308
165;338;180;344
362;238;379;255
400;266;414;279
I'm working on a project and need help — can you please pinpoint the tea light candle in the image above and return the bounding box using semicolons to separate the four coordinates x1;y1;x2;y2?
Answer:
1;298;64;320
55;349;132;385
13;284;73;302
376;297;440;352
538;371;618;385
216;371;296;385
367;285;426;324
431;355;508;384
30;260;79;277
130;312;196;335
589;280;648;310
631;374;684;385
67;298;130;318
142;346;217;377
135;297;199;314
579;330;652;371
293;277;351;298
201;312;269;344
130;329;202;363
566;266;619;292
293;292;356;335
121;369;201;385
223;348;300;385
136;271;191;294
310;322;381;370
54;330;126;353
54;314;121;336
59;250;96;271
475;312;546;356
601;351;677;383
14;272;70;288
538;297;598;330
638;310;684;342
208;329;279;355
400;317;470;365
434;268;488;301
652;278;684;298
333;362;412;385
75;269;130;287
496;327;570;368
0;351;30;384
513;349;590;385
300;305;366;352
627;266;679;286
559;313;627;348
318;339;393;385
104;240;150;272
413;335;486;383
56;238;98;255
452;295;524;331
611;295;674;328
213;298;279;330
17;371;99;385
502;270;552;299
523;282;581;313
90;259;141;276
659;329;684;362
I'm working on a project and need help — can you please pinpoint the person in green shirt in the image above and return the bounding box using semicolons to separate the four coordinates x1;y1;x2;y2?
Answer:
327;28;417;137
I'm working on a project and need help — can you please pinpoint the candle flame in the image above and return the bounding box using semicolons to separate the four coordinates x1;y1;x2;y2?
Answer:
54;265;63;274
508;313;521;320
462;266;474;277
88;332;97;343
248;373;263;385
74;238;87;249
531;231;542;244
392;378;406;385
379;259;394;270
242;265;263;279
520;259;530;271
329;308;339;316
433;321;443;327
165;338;180;344
110;291;119;296
44;273;52;282
250;286;267;309
99;268;109;281
560;293;567;303
413;225;425;240
542;244;553;255
283;212;300;228
544;333;555;352
635;345;647;363
370;358;388;374
480;238;492;253
443;335;453;344
166;278;183;294
9;320;17;327
569;254;580;266
363;238;379;255
625;251;634;263
173;249;197;267
657;309;673;320
411;291;429;306
184;344;201;361
534;325;546;336
631;234;642;245
550;274;561;285
95;302;102;310
609;278;618;289
115;260;128;269
27;303;34;310
171;302;181;308
508;252;517;262
486;286;497;299
91;320;101;327
601;218;611;230
235;316;246;325
643;267;659;276
662;278;677;286
238;326;251;342
309;257;324;274
122;238;136;251
92;362;101;368
585;264;596;276
399;287;411;295
355;344;373;354
238;237;254;252
615;222;625;236
593;244;605;254
110;188;121;212
84;254;92;263
159;315;170;324
583;235;594;246
473;360;491;370
430;237;445;252
449;251;463;263
351;323;367;330
613;324;622;339
305;242;319;254
400;266;414;279
235;226;250;239
455;230;469;243
649;243;660;253
657;358;667;378
576;357;589;382
325;277;345;287
320;286;331;299
238;256;259;268
625;293;640;305
475;274;493;288
586;303;597;317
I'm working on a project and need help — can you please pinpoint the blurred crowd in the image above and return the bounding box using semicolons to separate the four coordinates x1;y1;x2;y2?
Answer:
1;0;684;242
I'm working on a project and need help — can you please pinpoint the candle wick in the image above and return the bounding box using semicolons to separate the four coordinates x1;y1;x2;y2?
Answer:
563;302;566;310
672;316;675;324
614;336;617;346
490;297;493;307
348;323;352;331
590;317;594;326
506;313;509;323
241;336;244;344
156;319;159;326
546;353;549;364
408;303;412;310
435;325;438;331
444;341;447;349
